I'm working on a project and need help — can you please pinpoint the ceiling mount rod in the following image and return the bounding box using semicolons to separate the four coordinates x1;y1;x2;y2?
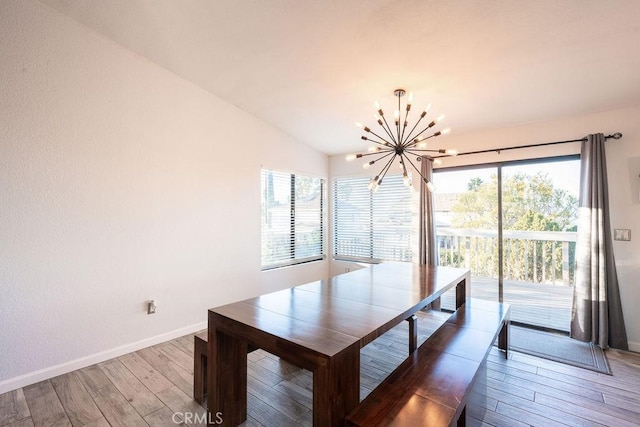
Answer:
433;132;622;158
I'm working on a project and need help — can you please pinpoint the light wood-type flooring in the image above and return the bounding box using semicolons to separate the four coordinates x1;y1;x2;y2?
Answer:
1;310;640;426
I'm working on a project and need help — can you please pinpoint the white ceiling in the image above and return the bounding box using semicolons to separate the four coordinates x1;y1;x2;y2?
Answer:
39;0;640;155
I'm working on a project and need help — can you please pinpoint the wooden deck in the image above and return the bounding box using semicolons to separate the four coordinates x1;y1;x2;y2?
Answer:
441;277;573;332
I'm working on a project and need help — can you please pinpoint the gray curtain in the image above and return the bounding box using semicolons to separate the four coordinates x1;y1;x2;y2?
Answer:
570;133;628;350
418;156;439;310
419;156;438;265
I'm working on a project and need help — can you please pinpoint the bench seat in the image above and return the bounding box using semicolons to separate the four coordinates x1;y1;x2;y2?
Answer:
345;298;510;427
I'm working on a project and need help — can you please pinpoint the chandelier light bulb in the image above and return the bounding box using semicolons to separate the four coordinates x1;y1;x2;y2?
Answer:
355;122;363;129
346;154;357;161
426;180;436;192
446;149;458;156
417;141;427;149
442;127;451;135
374;100;380;110
433;158;443;165
367;146;380;152
437;114;445;123
408;92;414;105
394;110;400;119
368;177;379;192
363;162;370;169
403;173;412;186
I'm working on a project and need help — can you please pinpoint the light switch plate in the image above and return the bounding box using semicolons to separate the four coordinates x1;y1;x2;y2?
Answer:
614;229;631;241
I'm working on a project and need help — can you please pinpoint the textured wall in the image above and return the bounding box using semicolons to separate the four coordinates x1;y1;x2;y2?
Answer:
0;0;328;392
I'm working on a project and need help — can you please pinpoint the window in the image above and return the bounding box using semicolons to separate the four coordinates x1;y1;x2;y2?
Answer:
333;174;415;262
261;169;325;270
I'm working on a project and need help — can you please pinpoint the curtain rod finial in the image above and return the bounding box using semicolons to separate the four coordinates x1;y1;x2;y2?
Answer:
612;132;622;139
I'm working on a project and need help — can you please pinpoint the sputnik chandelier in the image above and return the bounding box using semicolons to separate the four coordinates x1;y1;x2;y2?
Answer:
346;89;457;192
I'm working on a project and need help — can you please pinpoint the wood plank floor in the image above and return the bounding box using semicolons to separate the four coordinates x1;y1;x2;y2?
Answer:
2;311;639;426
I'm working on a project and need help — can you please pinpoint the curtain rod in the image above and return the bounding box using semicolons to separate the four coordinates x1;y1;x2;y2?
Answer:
437;132;622;158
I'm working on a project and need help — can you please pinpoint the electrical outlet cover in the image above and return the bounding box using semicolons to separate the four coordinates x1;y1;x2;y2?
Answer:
614;229;631;241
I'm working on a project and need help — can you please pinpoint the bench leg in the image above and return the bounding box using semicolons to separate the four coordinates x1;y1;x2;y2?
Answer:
406;315;418;353
498;321;509;359
427;297;441;311
194;338;207;404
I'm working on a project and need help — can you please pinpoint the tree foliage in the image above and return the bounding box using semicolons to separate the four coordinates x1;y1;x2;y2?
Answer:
451;172;577;231
442;172;578;285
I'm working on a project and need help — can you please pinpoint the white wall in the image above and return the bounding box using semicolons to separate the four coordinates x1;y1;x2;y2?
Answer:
0;0;328;393
330;105;640;351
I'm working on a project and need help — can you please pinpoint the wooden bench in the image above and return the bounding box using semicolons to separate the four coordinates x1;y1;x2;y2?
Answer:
345;298;510;427
193;331;258;404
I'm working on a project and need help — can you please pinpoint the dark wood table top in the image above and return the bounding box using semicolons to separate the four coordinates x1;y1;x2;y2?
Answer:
210;262;469;358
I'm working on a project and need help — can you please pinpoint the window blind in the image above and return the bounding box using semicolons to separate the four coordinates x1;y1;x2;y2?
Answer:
333;174;414;262
261;170;324;269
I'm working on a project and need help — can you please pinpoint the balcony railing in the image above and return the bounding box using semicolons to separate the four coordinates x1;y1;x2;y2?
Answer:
437;227;577;286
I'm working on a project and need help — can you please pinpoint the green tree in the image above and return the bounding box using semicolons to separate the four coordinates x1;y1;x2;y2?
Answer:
467;177;483;191
452;172;577;232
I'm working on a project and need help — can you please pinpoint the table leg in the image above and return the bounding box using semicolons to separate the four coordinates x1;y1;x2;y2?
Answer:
313;346;360;426
499;320;509;359
455;278;466;309
208;314;248;426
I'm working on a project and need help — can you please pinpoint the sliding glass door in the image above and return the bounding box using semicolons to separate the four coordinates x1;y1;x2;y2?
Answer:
501;159;578;331
433;166;499;307
434;157;579;332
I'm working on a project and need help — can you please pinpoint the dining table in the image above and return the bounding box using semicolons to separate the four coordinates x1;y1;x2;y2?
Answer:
207;262;470;426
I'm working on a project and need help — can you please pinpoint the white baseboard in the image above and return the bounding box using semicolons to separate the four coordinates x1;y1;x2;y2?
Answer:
628;341;640;353
0;321;207;395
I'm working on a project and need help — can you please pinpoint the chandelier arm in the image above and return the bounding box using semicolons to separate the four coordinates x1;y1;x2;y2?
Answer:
400;91;415;144
405;149;441;156
359;149;395;159
403;124;437;148
374;150;395;160
379;114;398;144
396;94;402;144
403;154;431;184
365;136;395;148
367;129;395;146
402;114;427;145
400;108;410;144
399;156;409;177
376;153;398;184
405;134;439;150
404;133;438;150
378;119;397;142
